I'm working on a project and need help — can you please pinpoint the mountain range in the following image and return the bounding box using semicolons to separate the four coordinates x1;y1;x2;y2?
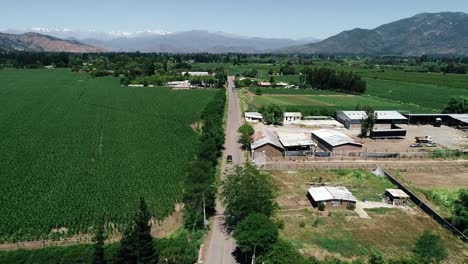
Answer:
282;12;468;56
1;12;468;55
1;28;319;53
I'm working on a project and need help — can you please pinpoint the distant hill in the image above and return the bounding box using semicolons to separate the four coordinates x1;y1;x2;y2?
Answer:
0;32;105;53
76;30;319;53
281;12;468;56
3;28;319;53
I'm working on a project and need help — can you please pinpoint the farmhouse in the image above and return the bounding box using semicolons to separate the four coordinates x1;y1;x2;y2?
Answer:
336;111;408;129
312;129;363;152
181;71;212;77
276;132;317;156
251;130;284;157
385;189;410;206
283;112;302;124
307;186;357;209
244;112;263;123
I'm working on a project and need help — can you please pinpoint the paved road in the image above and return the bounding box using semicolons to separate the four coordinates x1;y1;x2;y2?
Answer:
203;76;243;264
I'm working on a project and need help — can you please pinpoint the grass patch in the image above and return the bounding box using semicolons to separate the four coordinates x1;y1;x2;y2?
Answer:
421;188;460;216
365;207;399;215
250;91;433;115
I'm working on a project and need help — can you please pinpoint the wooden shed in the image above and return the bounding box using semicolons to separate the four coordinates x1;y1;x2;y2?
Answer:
385;189;410;206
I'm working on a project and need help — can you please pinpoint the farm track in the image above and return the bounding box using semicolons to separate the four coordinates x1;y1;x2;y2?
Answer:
202;76;243;264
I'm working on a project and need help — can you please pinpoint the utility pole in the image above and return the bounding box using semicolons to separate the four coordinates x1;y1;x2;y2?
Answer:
251;245;256;264
203;192;208;228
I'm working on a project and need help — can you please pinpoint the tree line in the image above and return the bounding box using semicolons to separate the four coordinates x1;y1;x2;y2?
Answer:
183;90;226;229
300;67;367;94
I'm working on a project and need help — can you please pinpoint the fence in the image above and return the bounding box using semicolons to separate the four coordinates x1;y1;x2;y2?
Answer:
382;170;468;243
359;152;400;158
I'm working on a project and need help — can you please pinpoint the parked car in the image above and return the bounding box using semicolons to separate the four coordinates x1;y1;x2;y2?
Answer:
227;155;233;163
426;142;437;147
410;143;423;148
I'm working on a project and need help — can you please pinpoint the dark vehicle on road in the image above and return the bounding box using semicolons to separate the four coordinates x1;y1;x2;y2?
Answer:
227;155;233;163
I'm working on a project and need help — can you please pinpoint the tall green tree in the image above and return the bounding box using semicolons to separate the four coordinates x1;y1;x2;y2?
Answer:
233;213;278;256
92;218;107;264
221;165;277;229
412;231;447;264
238;124;255;149
452;189;468;236
443;96;468;114
360;106;377;138
114;198;158;264
259;104;284;125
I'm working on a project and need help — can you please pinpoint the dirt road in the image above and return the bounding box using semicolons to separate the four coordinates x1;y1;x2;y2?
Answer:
202;76;243;264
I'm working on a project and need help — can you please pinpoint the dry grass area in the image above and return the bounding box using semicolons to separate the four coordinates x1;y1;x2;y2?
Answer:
389;165;468;189
270;169;468;262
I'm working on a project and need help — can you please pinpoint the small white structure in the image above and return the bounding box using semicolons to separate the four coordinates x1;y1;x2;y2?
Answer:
167;80;191;89
283;112;302;124
275;82;289;87
181;71;212;77
244;112;263;123
128;84;144;87
385;189;410;206
258;81;272;87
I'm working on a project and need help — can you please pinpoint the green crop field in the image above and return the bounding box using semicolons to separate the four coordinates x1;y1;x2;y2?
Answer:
250;92;433;115
0;69;217;242
249;87;340;95
365;78;468;110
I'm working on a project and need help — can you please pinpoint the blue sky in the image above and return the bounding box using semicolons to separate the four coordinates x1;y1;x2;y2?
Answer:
2;0;468;39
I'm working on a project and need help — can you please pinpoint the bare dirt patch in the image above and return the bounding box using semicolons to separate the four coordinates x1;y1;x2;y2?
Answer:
389;165;468;189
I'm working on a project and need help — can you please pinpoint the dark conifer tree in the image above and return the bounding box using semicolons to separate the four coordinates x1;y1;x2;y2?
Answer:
92;218;107;264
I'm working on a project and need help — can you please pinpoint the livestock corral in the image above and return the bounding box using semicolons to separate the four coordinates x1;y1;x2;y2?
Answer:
0;69;218;242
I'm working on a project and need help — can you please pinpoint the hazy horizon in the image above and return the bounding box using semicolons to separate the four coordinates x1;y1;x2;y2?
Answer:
2;0;468;39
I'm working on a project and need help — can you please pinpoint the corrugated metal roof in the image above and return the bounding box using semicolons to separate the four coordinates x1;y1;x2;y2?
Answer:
312;129;362;147
339;111;407;121
386;189;410;198
251;129;284;150
308;186;357;202
308;186;334;201
449;114;468;124
244;112;263;119
276;132;317;147
284;112;302;117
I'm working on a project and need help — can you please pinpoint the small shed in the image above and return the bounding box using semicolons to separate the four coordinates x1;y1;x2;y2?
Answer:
244;112;263;123
307;186;357;209
385;189;410;206
283;112;302;124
